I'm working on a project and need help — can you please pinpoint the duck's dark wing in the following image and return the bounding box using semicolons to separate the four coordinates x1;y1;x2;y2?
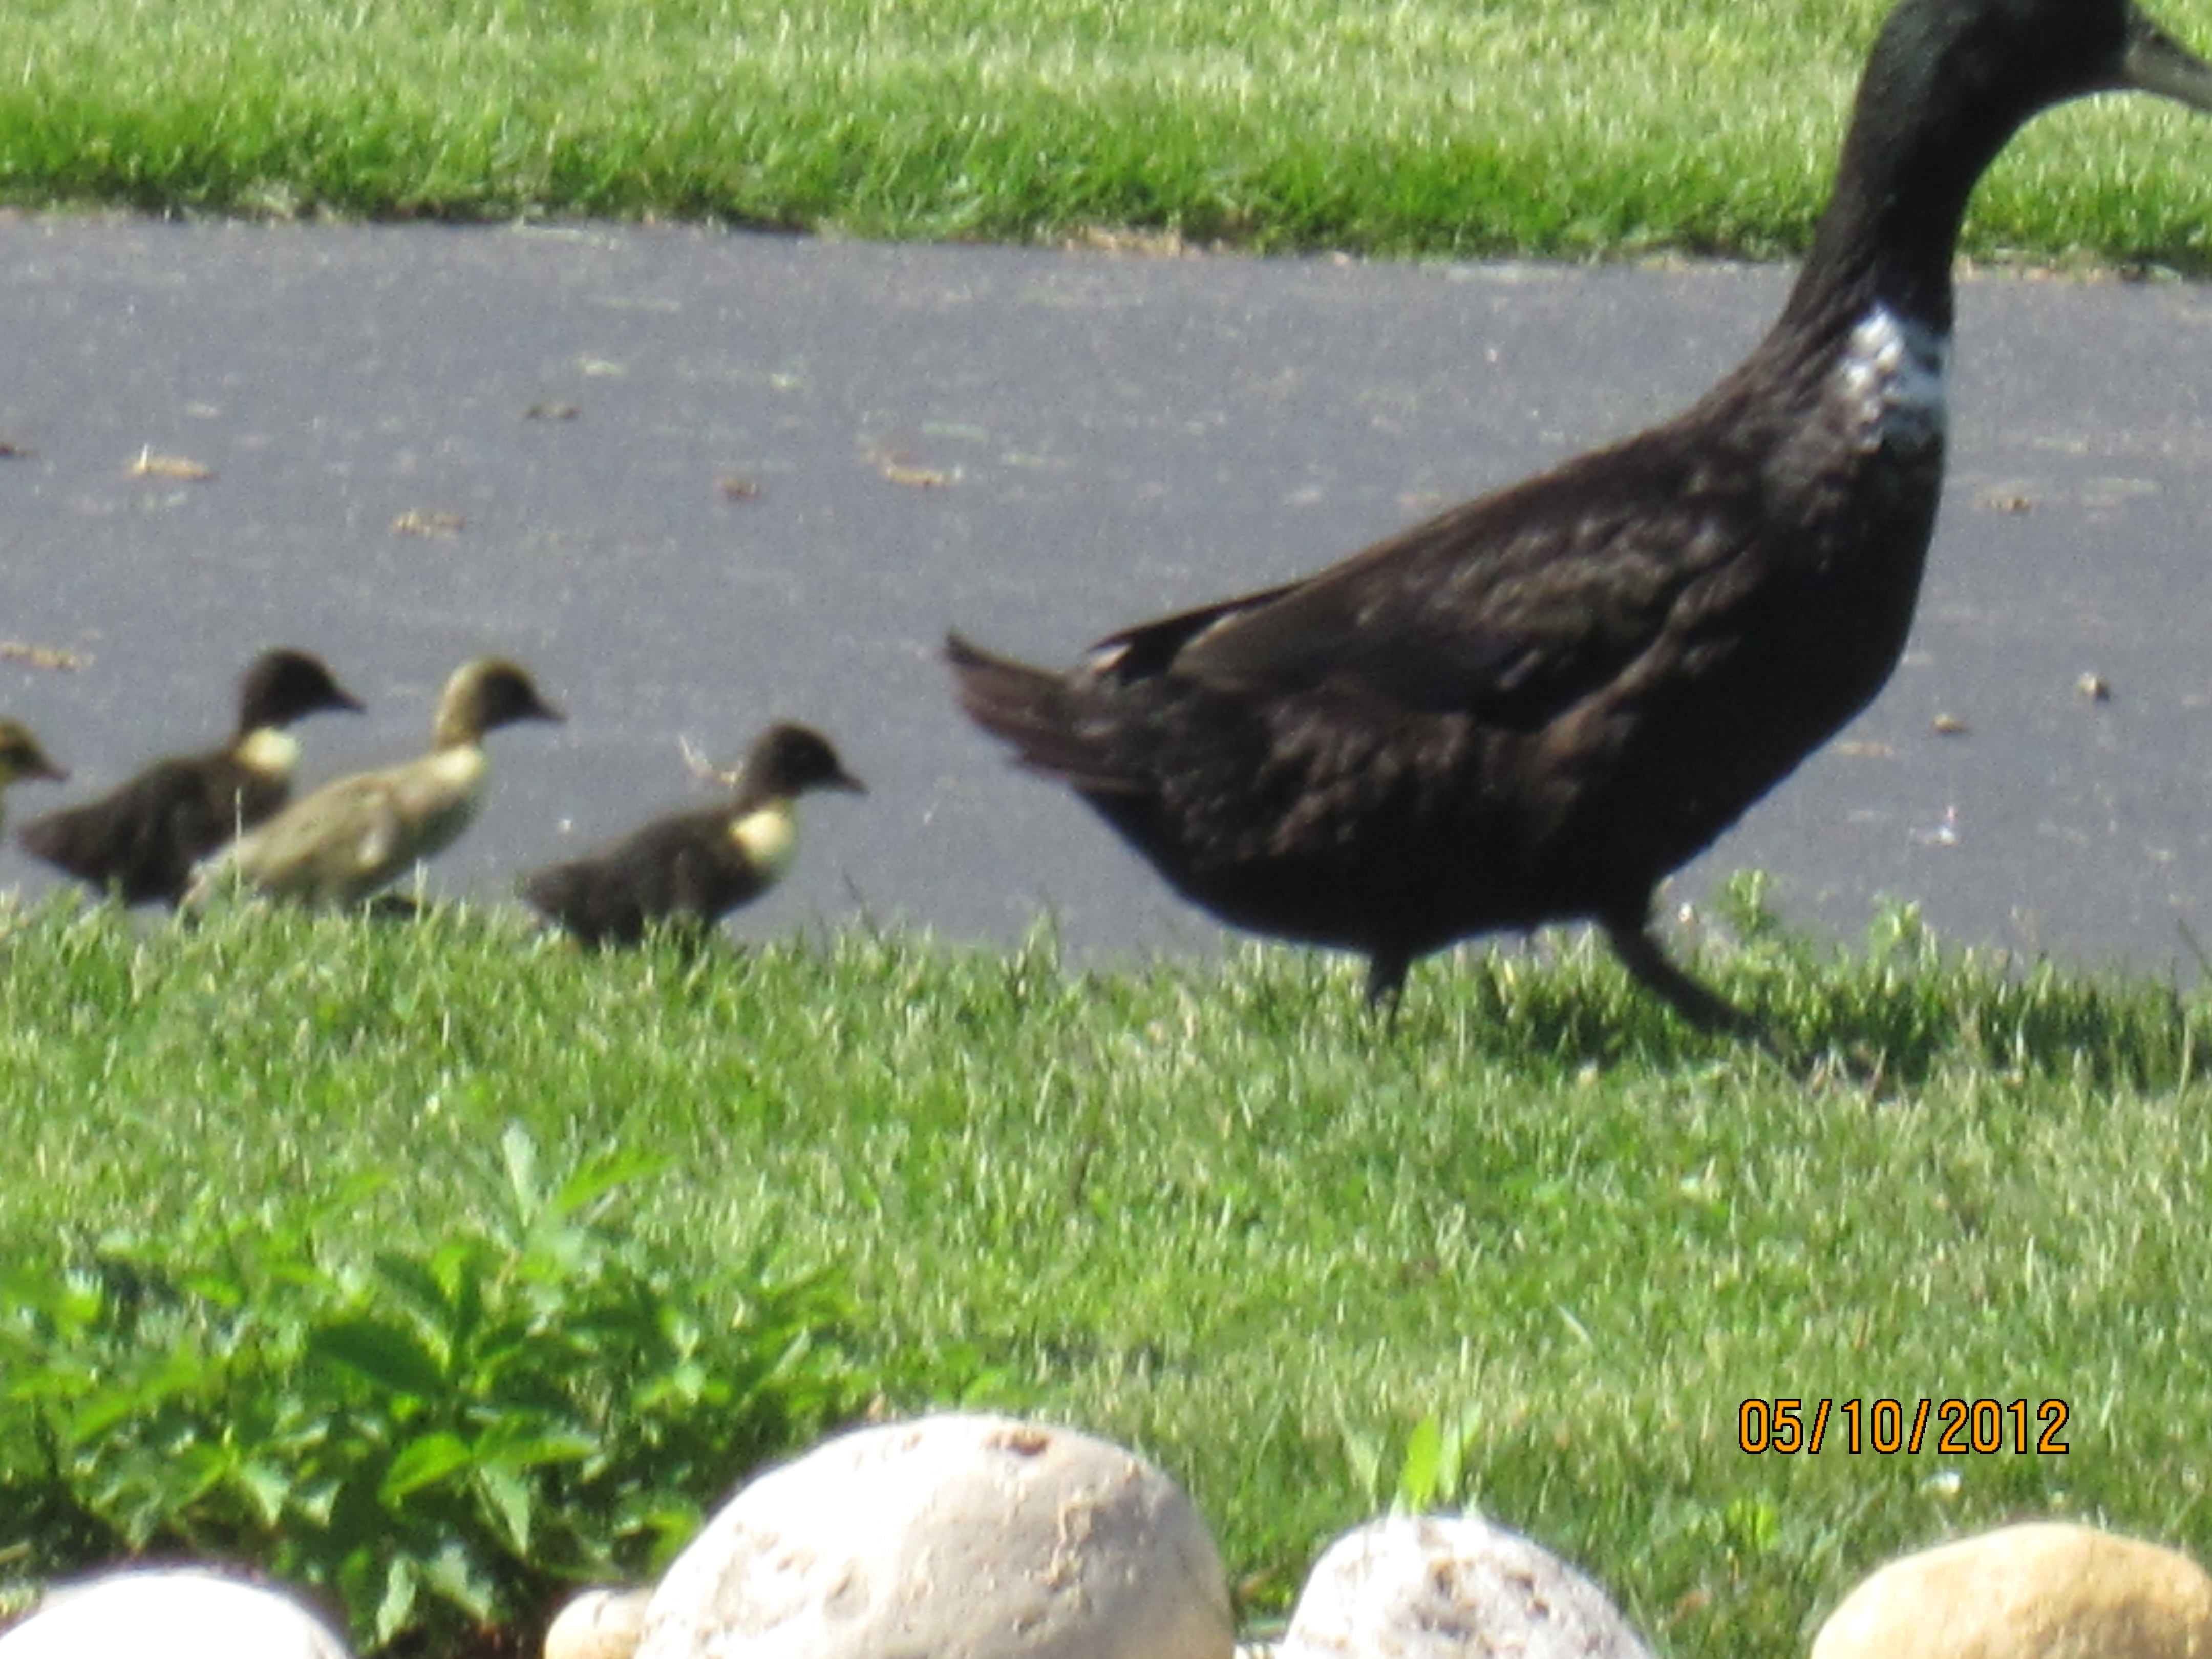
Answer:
521;855;647;945
18;757;249;905
626;812;772;922
1111;430;1759;729
523;813;760;944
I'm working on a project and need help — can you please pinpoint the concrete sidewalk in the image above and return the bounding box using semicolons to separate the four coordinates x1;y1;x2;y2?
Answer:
4;214;2211;982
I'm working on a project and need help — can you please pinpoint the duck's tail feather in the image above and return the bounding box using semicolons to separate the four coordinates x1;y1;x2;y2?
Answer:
944;633;1135;794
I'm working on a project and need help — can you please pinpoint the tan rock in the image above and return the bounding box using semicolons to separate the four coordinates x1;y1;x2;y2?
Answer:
545;1587;652;1659
1812;1522;2212;1659
634;1412;1232;1659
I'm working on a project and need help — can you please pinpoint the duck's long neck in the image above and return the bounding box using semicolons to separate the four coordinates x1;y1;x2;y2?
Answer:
1777;36;2047;343
432;710;482;752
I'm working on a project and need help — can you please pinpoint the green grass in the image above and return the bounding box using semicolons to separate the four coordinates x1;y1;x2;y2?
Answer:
7;0;2212;262
6;890;2212;1654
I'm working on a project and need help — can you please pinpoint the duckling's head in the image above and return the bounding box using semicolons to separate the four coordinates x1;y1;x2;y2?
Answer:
238;649;366;735
0;720;66;789
741;724;866;802
433;658;565;748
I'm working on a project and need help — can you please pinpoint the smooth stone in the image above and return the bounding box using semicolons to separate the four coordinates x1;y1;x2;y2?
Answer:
544;1586;654;1659
1811;1521;2212;1659
0;1567;351;1659
1277;1513;1654;1659
634;1412;1232;1659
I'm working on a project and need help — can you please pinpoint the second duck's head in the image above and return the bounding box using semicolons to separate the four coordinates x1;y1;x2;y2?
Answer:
0;721;66;788
239;649;367;735
434;658;565;749
741;724;867;803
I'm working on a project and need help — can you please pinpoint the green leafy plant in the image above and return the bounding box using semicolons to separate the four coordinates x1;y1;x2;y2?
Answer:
0;1128;870;1652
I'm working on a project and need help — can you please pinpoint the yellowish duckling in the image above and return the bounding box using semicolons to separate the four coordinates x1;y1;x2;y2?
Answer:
185;658;561;909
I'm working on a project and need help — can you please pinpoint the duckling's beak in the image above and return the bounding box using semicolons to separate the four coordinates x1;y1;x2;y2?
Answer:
29;755;67;783
2123;10;2212;112
829;764;867;794
525;693;566;725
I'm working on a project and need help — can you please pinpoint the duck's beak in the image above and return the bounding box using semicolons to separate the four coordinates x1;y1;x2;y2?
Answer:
831;765;867;794
2123;10;2212;112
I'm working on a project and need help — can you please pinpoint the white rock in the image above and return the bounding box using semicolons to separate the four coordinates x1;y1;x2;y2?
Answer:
1810;1521;2212;1659
1278;1514;1654;1659
635;1412;1232;1659
0;1567;351;1659
545;1586;653;1659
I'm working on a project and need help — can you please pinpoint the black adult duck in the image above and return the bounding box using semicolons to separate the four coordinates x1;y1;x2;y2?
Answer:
18;649;363;906
0;721;66;841
184;657;561;909
949;0;2212;1033
520;724;864;945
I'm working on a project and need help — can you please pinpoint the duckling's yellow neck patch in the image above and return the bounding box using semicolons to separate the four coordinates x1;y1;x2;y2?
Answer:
425;745;488;793
729;802;797;880
236;727;303;780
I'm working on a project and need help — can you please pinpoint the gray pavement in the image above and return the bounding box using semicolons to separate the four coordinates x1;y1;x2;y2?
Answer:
5;215;2212;984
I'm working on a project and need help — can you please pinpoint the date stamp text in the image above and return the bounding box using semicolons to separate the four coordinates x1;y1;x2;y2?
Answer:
1738;1397;2068;1455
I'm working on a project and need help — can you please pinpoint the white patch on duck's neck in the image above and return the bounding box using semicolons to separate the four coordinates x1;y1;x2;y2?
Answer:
729;801;798;881
1836;303;1948;454
235;727;302;779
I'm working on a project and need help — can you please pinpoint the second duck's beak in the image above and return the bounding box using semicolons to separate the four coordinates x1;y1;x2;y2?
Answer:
2123;9;2212;111
831;765;867;794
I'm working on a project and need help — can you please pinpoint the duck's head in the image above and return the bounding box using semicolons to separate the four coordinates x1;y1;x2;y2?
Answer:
238;648;366;734
1792;0;2212;327
434;658;565;748
741;724;867;802
0;720;66;788
1858;0;2212;161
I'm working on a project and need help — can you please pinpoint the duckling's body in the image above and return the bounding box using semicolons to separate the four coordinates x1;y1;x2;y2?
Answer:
184;658;561;909
18;649;363;907
0;721;67;841
521;724;864;945
950;0;2212;1033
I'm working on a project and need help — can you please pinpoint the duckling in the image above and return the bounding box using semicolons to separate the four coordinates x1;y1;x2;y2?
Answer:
0;721;67;841
949;0;2212;1034
520;724;864;945
17;649;364;907
184;657;562;909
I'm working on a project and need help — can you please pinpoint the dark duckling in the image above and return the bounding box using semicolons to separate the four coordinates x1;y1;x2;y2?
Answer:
520;723;864;945
17;648;364;906
0;721;67;841
949;0;2212;1035
184;657;562;909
